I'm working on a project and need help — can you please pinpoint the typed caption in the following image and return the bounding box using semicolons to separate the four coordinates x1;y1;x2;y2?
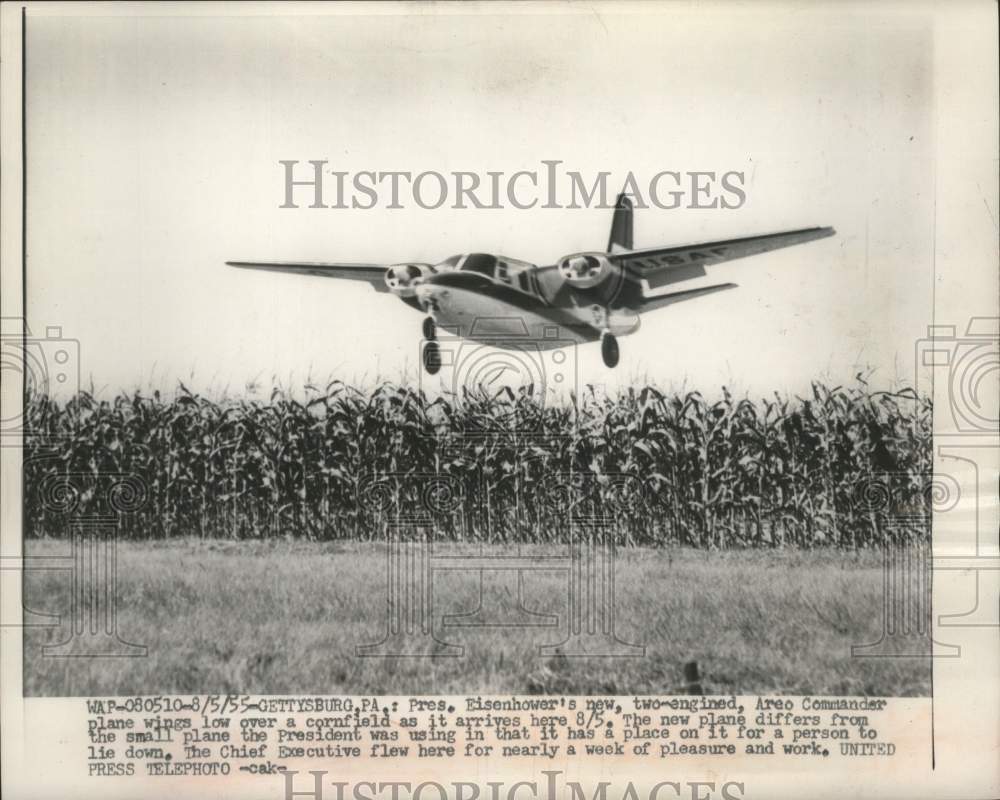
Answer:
84;694;897;778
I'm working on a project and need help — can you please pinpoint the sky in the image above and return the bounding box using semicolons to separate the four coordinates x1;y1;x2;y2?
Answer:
25;4;938;400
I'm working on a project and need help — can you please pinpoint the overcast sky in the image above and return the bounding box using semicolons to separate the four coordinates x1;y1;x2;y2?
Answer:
26;5;937;400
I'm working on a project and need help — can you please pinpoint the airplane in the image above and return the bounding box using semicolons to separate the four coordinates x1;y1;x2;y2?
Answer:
228;195;834;373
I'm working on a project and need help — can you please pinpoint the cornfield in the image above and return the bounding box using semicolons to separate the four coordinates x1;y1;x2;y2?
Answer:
23;380;932;547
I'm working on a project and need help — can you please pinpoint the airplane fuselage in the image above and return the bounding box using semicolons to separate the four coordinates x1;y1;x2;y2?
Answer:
415;274;594;348
408;254;642;349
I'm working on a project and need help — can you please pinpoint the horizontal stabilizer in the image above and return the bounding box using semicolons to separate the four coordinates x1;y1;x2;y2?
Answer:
640;282;738;311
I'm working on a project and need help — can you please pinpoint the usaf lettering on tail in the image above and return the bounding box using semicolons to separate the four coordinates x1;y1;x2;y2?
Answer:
228;195;834;371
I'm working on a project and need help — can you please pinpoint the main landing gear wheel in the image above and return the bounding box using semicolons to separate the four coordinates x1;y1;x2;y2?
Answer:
422;316;436;341
423;340;442;375
601;333;620;368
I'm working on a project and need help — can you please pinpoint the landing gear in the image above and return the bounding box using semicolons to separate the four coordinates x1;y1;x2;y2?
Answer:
421;316;440;374
601;333;620;368
423;340;441;375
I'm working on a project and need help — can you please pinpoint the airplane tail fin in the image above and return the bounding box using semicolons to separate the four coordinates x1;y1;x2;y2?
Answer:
607;193;633;253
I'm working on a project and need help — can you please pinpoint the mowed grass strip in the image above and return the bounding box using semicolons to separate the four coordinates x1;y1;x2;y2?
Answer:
23;540;930;697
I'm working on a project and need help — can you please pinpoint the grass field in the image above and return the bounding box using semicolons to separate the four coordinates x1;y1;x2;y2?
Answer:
23;539;931;697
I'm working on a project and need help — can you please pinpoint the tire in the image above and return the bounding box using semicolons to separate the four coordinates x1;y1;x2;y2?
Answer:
423;340;442;375
422;316;436;340
601;334;620;368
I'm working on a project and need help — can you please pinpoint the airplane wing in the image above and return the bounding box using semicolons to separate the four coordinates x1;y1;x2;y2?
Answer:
226;261;389;292
613;226;835;290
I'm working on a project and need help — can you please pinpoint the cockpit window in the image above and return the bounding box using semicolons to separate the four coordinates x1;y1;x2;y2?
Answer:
460;253;498;277
438;254;463;269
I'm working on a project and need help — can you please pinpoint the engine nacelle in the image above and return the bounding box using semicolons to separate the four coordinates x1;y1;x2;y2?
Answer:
556;252;615;289
384;263;432;297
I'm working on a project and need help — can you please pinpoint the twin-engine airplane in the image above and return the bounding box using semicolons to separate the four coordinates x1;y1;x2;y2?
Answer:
228;195;834;372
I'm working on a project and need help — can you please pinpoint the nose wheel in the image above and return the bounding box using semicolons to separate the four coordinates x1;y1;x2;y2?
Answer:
423;341;441;374
601;333;619;368
422;316;441;374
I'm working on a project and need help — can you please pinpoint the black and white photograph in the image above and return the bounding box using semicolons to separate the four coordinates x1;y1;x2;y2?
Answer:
1;2;997;799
